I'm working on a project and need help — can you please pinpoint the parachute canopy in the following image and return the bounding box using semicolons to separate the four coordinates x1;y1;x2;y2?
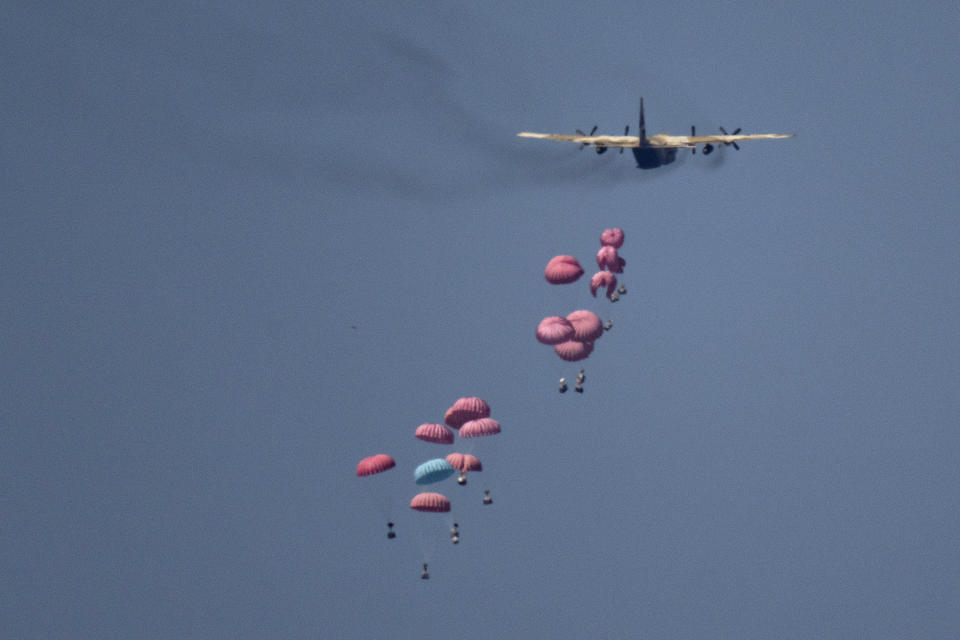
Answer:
590;271;617;299
596;246;624;273
356;454;396;477
414;458;456;485
415;423;454;445
460;417;501;438
544;255;584;285
446;453;482;473
600;227;625;248
555;339;594;362
444;397;491;429
536;316;575;345
596;245;615;270
410;492;451;512
566;310;603;342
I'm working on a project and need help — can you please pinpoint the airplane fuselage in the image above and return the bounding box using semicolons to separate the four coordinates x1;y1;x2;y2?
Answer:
631;97;676;169
631;146;677;170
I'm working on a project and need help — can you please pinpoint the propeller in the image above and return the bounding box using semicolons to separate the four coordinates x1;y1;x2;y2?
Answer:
619;125;629;154
575;125;598;150
691;125;696;154
719;126;742;150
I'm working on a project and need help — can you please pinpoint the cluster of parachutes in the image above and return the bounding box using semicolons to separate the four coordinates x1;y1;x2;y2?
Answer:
355;230;629;577
543;227;626;301
356;396;499;557
537;228;627;365
536;310;603;362
415;397;498;481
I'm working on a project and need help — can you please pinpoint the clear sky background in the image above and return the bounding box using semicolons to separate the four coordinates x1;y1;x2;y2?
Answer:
3;1;959;638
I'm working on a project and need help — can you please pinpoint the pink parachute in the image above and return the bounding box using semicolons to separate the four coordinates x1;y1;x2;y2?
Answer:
590;271;618;300
460;417;501;438
554;339;594;362
544;255;584;284
356;454;396;477
600;228;625;248
415;423;454;445
444;397;491;429
596;246;624;273
446;453;482;473
536;316;575;345
596;245;616;270
410;492;451;512
566;310;604;342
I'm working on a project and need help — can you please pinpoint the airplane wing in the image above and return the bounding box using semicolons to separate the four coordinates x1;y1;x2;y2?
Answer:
518;131;793;149
647;133;794;148
516;132;640;148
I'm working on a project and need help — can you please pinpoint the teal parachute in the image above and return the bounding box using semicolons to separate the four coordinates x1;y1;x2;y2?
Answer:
414;458;455;485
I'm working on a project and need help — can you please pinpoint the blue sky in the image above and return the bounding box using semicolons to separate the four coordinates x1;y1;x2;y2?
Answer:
3;1;959;638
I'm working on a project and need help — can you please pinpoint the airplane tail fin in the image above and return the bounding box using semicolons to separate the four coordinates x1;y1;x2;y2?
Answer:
638;97;648;146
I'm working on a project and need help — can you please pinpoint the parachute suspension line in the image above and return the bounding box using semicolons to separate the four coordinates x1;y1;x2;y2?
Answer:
410;492;450;564
356;454;398;531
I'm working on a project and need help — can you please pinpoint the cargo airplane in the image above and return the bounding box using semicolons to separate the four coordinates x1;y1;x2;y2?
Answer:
517;98;793;169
